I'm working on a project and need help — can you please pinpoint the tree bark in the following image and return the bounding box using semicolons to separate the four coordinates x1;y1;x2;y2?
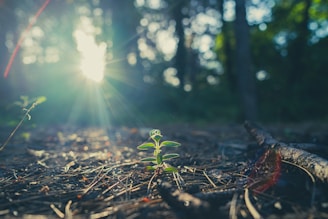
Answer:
234;0;258;121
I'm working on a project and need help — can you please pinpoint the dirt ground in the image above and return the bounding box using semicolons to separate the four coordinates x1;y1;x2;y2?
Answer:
0;122;328;219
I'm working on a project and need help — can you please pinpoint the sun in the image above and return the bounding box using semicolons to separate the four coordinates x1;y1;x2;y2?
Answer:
74;24;106;83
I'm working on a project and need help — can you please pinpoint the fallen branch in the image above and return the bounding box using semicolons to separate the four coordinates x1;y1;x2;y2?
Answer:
244;121;328;182
157;180;215;219
157;180;241;218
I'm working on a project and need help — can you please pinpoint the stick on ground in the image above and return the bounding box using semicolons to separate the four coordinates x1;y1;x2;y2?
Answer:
244;121;328;182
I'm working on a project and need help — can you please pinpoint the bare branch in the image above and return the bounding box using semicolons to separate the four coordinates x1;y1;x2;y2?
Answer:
244;121;328;182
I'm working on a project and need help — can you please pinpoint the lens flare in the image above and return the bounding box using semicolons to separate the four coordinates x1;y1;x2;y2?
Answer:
3;0;51;78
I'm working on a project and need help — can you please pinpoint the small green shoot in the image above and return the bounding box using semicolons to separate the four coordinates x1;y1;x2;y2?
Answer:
0;96;46;152
137;129;181;173
137;129;183;193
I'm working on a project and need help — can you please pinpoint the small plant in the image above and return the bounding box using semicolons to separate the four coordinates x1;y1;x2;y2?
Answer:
137;129;181;172
0;96;46;152
137;129;183;192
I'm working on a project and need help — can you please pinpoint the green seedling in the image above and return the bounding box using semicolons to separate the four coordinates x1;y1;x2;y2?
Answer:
137;129;183;193
0;96;46;152
137;129;181;172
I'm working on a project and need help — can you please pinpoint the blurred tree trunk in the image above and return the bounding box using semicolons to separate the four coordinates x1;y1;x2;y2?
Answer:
185;33;199;92
0;25;8;77
99;0;139;71
172;0;186;90
0;18;8;100
234;0;258;121
287;0;311;86
0;1;19;99
217;0;235;92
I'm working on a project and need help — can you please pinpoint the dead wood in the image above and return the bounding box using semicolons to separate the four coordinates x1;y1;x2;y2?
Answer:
244;121;328;182
157;180;221;219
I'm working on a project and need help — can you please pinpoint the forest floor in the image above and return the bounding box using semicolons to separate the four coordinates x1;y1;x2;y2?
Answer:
0;122;328;219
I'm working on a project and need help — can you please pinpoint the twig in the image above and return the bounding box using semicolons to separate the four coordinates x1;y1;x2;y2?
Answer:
282;160;317;208
0;209;10;216
172;171;184;190
0;97;45;152
103;183;143;202
12;170;18;179
0;115;28;152
282;160;315;184
50;203;65;218
244;188;262;219
64;200;73;219
82;166;105;195
102;174;130;195
193;188;242;203
83;161;138;195
203;170;217;188
244;121;328;182
50;200;73;218
116;173;133;200
229;193;238;219
147;171;158;194
90;206;118;219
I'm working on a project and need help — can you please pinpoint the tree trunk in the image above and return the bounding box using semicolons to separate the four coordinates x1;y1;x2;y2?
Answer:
99;0;139;72
172;0;186;90
217;0;236;93
287;0;311;85
0;1;20;98
234;0;258;121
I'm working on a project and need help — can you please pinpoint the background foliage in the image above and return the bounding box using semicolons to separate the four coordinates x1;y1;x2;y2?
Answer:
0;0;327;126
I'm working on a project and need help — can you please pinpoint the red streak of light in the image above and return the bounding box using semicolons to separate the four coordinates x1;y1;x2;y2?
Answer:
3;0;51;78
249;149;282;193
253;150;281;193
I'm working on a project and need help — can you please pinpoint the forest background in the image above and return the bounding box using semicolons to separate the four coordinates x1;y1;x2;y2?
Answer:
0;0;327;127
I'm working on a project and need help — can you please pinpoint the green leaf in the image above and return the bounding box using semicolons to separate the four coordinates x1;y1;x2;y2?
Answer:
150;129;161;137
164;166;178;173
160;141;181;148
146;166;157;171
156;153;163;164
35;96;47;104
140;157;157;162
152;134;162;142
150;129;162;142
137;142;155;150
162;153;180;161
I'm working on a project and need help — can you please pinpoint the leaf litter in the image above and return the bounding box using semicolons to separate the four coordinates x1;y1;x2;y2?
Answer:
0;123;328;218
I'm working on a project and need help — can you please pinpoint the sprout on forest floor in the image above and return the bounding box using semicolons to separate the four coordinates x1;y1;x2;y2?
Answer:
137;129;181;172
137;129;183;193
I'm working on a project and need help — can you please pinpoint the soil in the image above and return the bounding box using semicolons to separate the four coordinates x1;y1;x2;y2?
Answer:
0;122;328;219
